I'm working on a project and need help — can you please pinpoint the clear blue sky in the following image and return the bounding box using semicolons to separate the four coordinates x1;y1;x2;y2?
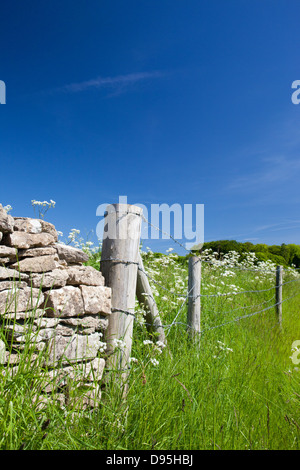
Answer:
1;0;300;253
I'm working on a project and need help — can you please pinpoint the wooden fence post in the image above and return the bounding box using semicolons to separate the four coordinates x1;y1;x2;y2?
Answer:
100;203;142;391
136;253;166;345
187;256;201;338
275;265;283;327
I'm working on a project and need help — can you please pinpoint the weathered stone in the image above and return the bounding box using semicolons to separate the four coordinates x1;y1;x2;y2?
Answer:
14;332;44;343
80;285;111;315
29;268;69;289
38;325;74;340
2;324;37;334
0;232;2;242
34;317;60;328
63;358;105;382
0;246;17;261
43;363;104;395
10;254;59;273
0;281;28;291
4;352;39;365
0;266;28;281
18;246;57;258
5;232;56;249
3;309;44;320
0;286;44;314
0;340;5;364
0;204;14;233
43;285;84;318
55;243;89;264
60;316;108;332
13;217;58;241
47;333;102;363
2;324;38;341
66;265;104;286
15;341;46;352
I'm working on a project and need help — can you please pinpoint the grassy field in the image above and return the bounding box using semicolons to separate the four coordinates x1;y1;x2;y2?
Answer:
0;247;300;450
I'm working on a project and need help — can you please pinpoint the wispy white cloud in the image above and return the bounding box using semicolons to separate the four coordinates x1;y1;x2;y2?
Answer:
52;71;165;95
228;155;300;192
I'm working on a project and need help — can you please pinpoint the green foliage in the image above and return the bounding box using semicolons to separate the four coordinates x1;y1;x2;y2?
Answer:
1;248;300;450
200;240;300;268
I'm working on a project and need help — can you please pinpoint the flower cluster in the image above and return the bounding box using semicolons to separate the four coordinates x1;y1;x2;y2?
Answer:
212;340;234;359
31;199;56;219
3;205;12;214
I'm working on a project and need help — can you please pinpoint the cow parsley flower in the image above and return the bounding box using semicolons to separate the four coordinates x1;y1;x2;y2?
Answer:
150;358;159;366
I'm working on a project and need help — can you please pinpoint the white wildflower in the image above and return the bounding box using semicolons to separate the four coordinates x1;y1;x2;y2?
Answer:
150;358;159;366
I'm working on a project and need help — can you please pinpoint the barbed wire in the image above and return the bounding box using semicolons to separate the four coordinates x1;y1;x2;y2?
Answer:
140;213;300;275
197;291;300;334
166;283;196;337
113;290;300;335
101;208;300;343
100;255;300;299
103;208;300;276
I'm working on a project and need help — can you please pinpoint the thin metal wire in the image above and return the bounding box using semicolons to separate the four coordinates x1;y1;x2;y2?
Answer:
100;208;300;277
99;212;300;337
114;291;300;334
99;254;300;299
141;213;300;275
197;291;300;334
166;283;196;337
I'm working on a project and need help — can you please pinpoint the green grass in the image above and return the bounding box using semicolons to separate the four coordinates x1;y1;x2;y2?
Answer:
0;250;299;449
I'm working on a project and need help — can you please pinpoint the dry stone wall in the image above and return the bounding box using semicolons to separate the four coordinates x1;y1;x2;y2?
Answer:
0;203;111;408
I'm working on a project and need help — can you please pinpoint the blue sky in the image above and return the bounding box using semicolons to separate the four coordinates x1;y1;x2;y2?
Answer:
1;0;300;254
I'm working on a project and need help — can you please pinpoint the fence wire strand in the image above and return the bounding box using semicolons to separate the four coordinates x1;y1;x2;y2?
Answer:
101;208;300;337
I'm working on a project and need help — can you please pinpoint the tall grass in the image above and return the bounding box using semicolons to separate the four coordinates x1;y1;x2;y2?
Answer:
0;249;299;449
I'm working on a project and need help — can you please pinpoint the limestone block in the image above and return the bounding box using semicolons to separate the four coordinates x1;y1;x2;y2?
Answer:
2;324;38;342
0;281;28;291
6;232;56;249
38;325;74;340
18;246;57;258
43;285;84;318
4;352;39;365
80;285;111;315
55;243;89;264
0;266;29;281
34;317;60;328
0;204;14;233
13;217;58;241
3;309;44;320
0;340;5;364
10;254;59;273
0;246;17;261
60;316;109;332
66;265;104;286
29;268;69;289
0;286;44;314
63;358;105;382
47;333;102;363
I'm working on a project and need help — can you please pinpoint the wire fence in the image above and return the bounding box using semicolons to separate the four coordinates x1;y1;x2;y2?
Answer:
101;211;300;342
106;210;300;338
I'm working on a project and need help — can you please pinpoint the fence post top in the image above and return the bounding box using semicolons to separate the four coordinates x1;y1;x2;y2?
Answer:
105;203;143;216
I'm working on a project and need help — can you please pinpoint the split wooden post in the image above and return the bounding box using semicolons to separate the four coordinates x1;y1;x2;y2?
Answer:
100;203;142;390
275;265;283;327
187;256;201;338
136;253;166;345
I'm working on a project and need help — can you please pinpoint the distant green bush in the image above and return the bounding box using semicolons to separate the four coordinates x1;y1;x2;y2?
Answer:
199;240;300;268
